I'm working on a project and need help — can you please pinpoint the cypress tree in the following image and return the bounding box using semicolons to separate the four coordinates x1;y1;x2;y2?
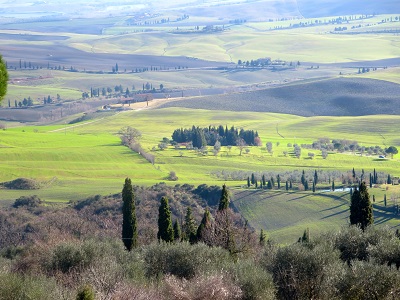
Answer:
301;228;310;243
304;180;309;191
289;181;293;189
301;170;306;186
173;219;181;241
270;176;275;188
352;167;356;179
218;184;229;211
332;180;335;191
197;208;211;241
157;196;174;242
122;178;138;251
247;177;250;188
369;173;373;188
255;180;258;188
251;173;255;185
314;170;318;184
277;174;281;189
184;207;197;243
312;181;315;193
286;181;289;191
262;174;266;186
384;194;387;206
259;229;267;246
350;182;373;230
267;180;272;189
388;174;392;185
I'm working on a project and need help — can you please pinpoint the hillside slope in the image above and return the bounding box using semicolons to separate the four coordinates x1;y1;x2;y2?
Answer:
159;78;400;116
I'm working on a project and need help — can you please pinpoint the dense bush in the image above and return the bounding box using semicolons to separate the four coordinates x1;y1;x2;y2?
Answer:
143;241;232;279
13;195;42;208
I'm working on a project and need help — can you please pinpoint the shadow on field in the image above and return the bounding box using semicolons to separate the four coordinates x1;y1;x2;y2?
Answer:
319;202;348;212
320;209;347;220
288;194;309;201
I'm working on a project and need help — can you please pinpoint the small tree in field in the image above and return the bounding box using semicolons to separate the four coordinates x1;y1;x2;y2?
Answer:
266;142;273;154
122;178;138;251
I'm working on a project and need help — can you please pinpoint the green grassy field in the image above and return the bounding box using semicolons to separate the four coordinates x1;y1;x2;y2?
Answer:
0;107;399;204
234;185;400;244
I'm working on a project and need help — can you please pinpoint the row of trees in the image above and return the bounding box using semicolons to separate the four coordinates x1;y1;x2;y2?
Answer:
171;125;261;148
246;168;396;192
302;138;398;157
82;82;165;99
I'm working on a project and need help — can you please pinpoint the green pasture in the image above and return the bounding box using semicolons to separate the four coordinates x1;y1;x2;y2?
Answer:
233;186;400;244
1;107;399;203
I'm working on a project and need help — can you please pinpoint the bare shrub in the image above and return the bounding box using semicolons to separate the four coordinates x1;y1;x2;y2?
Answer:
163;273;242;300
111;283;163;300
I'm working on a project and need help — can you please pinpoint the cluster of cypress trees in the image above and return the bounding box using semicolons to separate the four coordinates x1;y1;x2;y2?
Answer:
121;178;231;250
172;125;259;148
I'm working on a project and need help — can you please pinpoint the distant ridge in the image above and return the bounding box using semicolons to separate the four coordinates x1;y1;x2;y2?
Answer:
159;78;400;117
297;0;400;18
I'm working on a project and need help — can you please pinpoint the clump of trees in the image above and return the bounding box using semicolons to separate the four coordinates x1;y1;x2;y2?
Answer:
172;125;261;148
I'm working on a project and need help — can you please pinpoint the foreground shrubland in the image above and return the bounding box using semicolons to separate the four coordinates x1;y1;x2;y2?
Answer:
1;188;400;299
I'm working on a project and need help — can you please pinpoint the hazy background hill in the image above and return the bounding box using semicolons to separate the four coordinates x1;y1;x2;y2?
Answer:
2;0;399;23
297;0;400;17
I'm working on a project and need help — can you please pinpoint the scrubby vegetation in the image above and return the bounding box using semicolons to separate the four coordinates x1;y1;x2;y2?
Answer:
1;183;400;299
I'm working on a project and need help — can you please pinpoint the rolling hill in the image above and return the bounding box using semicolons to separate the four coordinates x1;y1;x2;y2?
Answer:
159;78;400;116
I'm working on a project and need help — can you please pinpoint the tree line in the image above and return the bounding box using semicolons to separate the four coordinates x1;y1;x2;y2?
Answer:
171;125;261;149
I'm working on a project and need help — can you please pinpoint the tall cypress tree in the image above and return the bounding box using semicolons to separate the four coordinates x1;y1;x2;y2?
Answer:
247;177;250;188
277;174;281;189
197;208;211;241
173;219;181;241
122;178;138;251
218;184;229;211
157;196;174;242
301;170;306;186
184;207;197;243
251;173;255;185
350;182;373;230
314;170;318;184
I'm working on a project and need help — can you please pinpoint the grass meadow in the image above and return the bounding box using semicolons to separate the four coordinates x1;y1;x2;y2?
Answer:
1;107;399;204
234;185;400;244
